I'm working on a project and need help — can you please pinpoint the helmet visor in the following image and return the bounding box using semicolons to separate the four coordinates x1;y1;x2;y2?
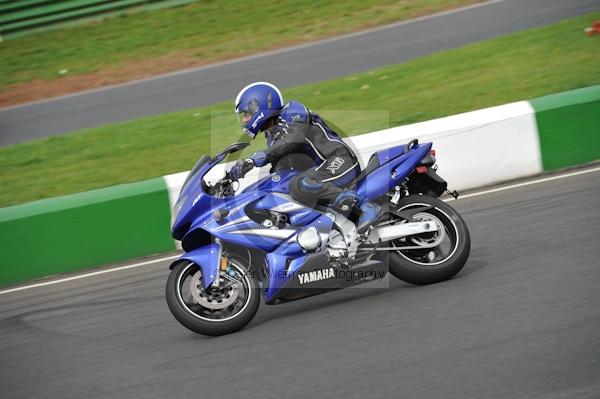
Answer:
236;110;254;127
236;97;260;127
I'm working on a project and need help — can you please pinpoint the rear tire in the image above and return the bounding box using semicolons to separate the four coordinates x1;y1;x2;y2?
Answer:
388;195;470;285
166;256;260;336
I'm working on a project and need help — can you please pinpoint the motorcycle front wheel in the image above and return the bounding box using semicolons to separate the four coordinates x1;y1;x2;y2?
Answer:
166;256;260;336
387;195;470;285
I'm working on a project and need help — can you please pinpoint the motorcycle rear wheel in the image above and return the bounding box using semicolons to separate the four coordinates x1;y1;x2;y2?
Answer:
387;195;470;285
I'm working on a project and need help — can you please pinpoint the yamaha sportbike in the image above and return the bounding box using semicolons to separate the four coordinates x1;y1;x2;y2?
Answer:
166;139;470;336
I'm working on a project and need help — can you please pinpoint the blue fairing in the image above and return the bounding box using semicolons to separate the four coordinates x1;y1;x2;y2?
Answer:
373;143;407;164
241;169;297;194
183;193;289;252
262;214;333;302
357;142;431;200
171;140;433;293
171;159;215;239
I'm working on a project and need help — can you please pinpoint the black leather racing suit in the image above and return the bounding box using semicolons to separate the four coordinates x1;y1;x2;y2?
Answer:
260;101;360;207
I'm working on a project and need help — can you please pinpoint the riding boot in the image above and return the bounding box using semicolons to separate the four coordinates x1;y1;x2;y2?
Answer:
332;191;383;233
356;200;383;233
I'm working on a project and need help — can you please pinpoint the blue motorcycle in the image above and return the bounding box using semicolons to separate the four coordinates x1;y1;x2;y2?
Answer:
166;139;470;336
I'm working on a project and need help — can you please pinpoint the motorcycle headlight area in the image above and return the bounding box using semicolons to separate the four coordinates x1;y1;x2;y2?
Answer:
297;226;322;252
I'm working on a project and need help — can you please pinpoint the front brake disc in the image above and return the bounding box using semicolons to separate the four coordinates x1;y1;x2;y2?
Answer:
189;272;239;310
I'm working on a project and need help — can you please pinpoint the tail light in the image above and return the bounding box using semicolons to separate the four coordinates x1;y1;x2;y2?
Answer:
416;166;428;174
429;149;436;156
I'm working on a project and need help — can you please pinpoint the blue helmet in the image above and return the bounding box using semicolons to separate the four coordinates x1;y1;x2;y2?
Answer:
234;82;284;138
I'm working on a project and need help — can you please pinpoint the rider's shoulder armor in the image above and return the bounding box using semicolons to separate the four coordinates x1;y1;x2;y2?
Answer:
278;100;310;125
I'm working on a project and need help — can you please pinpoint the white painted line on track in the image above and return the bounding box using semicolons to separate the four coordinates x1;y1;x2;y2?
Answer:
0;254;181;295
444;166;600;201
1;164;598;296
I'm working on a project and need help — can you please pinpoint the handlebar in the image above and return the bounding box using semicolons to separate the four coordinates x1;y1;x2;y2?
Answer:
208;158;254;198
209;177;236;198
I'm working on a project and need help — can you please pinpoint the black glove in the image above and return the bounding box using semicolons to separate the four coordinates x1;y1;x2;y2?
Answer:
229;159;255;180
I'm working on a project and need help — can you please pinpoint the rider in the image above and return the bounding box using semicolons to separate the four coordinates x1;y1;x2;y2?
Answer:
229;82;382;233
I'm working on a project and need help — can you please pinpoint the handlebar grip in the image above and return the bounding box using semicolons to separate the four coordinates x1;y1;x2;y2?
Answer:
242;159;255;173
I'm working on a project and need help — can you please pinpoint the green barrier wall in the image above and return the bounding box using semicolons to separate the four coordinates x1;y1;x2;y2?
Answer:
530;85;600;171
0;177;175;285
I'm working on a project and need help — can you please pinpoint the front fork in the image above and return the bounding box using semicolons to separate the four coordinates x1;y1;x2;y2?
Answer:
171;241;222;289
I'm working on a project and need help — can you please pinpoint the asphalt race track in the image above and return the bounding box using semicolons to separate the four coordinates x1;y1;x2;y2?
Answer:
1;166;599;398
1;0;599;146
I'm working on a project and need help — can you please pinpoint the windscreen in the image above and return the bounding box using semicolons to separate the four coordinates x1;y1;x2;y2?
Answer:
181;155;211;193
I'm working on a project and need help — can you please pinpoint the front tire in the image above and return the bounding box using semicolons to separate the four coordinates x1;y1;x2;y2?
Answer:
166;257;260;336
387;195;470;285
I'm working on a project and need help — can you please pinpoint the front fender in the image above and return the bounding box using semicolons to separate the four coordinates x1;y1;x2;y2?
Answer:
169;242;221;289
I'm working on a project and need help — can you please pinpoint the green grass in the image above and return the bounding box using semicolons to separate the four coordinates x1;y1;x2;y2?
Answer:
0;0;478;89
1;12;599;208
